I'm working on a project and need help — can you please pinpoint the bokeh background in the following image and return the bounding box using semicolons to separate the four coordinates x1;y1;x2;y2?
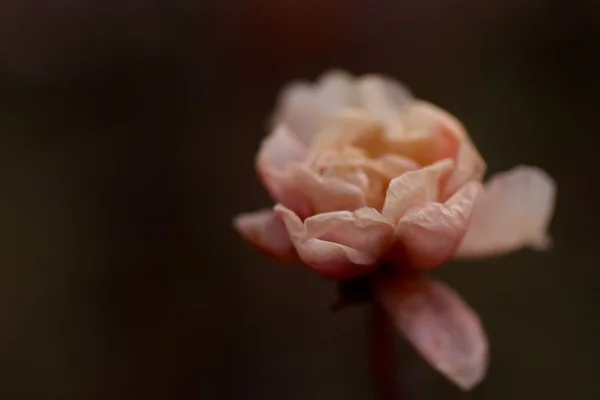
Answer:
1;1;599;399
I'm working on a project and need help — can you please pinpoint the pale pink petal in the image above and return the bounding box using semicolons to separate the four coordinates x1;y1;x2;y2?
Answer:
393;181;483;269
275;205;394;279
312;151;420;210
374;276;488;391
373;154;420;177
456;166;556;258
309;109;382;155
257;125;308;171
255;126;313;217
315;70;358;111
381;159;454;225
304;207;394;254
273;83;328;145
258;168;313;219
443;139;486;199
288;164;367;214
357;75;413;125
272;71;357;145
404;101;486;197
233;209;297;261
407;101;470;141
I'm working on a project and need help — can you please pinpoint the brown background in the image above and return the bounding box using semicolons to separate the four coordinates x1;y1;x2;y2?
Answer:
0;1;598;399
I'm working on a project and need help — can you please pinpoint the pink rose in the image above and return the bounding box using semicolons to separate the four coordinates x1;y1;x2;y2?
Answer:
233;71;556;390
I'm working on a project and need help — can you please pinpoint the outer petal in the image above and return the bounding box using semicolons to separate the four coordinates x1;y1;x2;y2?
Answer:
407;101;486;198
275;204;394;279
381;159;454;225
256;126;313;218
233;209;297;261
374;275;488;391
257;125;308;171
393;181;483;269
456;166;556;258
257;169;313;219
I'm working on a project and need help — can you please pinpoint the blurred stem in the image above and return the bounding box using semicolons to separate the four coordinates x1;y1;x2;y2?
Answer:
369;301;401;400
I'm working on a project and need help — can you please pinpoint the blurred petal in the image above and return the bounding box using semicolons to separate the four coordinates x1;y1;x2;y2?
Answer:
372;154;420;178
315;70;358;111
381;159;454;225
257;125;308;171
456;166;556;258
273;83;327;145
394;181;483;269
275;204;393;279
255;125;313;218
309;109;382;155
233;209;297;261
273;70;356;145
375;276;488;391
357;74;413;124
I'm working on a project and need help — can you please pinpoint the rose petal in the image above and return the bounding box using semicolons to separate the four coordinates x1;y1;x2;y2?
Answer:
257;125;308;172
275;204;394;279
233;209;297;261
393;181;483;269
258;168;313;219
372;154;421;178
444;139;486;199
381;159;455;225
273;70;357;145
455;166;556;258
272;83;326;145
315;70;358;112
405;101;486;197
288;164;367;213
304;207;394;253
357;74;413;125
309;109;382;156
374;275;488;391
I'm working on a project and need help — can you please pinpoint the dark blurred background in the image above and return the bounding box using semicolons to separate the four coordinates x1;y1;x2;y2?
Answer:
0;1;598;399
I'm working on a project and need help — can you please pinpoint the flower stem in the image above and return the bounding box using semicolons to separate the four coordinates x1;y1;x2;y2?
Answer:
369;301;402;400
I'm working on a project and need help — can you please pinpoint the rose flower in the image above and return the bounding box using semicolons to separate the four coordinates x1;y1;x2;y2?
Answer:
233;71;556;390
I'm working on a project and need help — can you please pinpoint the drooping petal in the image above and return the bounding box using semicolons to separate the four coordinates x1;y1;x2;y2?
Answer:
455;166;556;258
381;159;454;225
393;181;483;269
275;204;394;279
374;275;488;391
233;209;297;261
